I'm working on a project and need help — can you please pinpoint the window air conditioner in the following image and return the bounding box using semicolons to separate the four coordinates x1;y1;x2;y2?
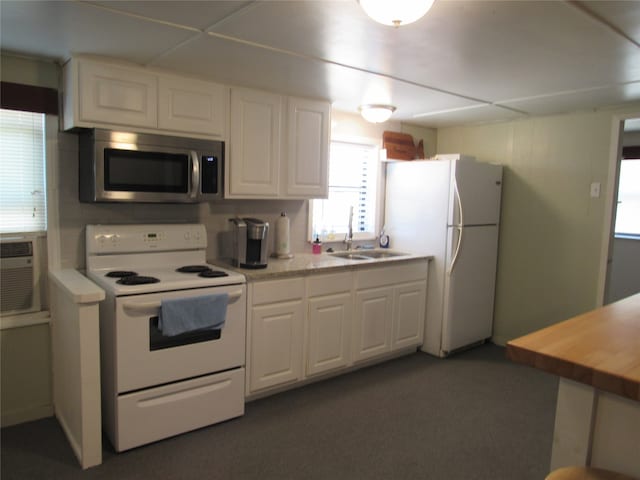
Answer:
0;238;41;316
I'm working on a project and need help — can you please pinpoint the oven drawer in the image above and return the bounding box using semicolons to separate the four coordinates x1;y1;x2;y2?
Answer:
113;368;245;452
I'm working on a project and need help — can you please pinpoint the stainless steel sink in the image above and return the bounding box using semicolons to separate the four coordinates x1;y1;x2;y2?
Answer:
358;250;409;259
329;250;409;260
328;252;371;260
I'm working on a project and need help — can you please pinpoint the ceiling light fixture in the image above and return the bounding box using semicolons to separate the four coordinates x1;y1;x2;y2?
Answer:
358;0;435;27
359;104;396;123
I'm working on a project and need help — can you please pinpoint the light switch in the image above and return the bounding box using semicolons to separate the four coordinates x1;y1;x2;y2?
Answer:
590;182;601;198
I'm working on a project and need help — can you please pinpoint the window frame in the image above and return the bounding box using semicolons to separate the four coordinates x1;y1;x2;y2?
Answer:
308;135;385;244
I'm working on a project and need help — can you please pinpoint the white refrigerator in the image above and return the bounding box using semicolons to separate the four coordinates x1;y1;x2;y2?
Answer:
384;154;503;357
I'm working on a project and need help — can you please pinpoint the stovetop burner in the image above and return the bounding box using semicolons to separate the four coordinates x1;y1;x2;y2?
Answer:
116;275;161;285
198;269;229;278
106;270;138;278
176;265;210;273
176;265;229;278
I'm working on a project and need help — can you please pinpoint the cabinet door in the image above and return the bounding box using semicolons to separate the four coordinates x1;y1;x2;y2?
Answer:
228;88;282;197
353;287;393;363
249;300;303;393
392;281;427;350
78;61;157;128
307;293;352;377
158;76;228;138
285;97;330;198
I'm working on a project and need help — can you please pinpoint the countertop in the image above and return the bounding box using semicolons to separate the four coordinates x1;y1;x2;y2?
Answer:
506;292;640;401
212;250;432;281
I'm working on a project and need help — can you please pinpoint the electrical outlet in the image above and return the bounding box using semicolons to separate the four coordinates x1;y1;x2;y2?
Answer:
590;182;601;198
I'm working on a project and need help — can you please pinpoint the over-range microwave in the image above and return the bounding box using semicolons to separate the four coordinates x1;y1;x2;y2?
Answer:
79;129;223;203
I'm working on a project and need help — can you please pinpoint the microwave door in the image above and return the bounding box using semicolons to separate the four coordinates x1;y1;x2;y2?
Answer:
79;129;223;203
99;147;194;203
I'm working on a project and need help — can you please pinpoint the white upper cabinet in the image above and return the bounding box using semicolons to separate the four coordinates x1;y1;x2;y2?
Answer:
228;88;282;197
63;57;229;140
227;87;330;199
285;97;330;198
71;60;158;129
158;75;227;139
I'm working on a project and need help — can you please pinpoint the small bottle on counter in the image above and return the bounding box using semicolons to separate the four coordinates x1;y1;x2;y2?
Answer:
379;226;390;249
312;236;322;254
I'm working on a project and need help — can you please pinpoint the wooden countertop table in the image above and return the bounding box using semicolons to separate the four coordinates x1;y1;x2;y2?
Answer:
506;292;640;402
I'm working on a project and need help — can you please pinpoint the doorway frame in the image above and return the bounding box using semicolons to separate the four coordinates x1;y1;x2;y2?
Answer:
597;111;640;305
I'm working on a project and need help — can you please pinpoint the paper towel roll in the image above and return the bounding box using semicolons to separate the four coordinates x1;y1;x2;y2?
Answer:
275;212;293;258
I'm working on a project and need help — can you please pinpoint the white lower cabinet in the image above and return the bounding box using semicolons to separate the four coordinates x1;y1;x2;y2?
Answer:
392;281;427;350
353;262;429;365
306;273;353;377
248;278;304;393
246;260;429;397
353;287;394;362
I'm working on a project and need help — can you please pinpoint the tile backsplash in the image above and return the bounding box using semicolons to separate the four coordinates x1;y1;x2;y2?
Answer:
56;131;308;270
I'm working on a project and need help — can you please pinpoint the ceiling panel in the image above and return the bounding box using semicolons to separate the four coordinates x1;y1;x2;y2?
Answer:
88;0;254;32
212;0;640;102
576;0;640;46
409;104;526;128
1;0;639;127
153;34;484;122
499;82;640;117
0;1;196;64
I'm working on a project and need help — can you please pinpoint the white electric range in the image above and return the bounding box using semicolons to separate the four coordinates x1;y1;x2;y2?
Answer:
86;223;246;452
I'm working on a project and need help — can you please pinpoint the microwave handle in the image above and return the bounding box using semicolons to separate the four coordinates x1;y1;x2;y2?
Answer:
189;150;200;199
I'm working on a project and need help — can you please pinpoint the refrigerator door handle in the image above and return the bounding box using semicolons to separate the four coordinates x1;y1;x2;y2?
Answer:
447;178;464;274
448;225;463;274
454;176;464;227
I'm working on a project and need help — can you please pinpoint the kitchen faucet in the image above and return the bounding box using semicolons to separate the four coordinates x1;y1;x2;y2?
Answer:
344;206;354;251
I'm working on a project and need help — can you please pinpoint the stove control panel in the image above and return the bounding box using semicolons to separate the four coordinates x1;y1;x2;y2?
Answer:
86;224;206;254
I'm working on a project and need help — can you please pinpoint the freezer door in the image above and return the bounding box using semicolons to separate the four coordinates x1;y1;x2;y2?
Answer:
384;160;451;254
441;225;499;354
450;160;503;226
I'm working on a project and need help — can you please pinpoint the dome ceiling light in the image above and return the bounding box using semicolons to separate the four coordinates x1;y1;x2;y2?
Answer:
358;0;436;27
359;104;396;123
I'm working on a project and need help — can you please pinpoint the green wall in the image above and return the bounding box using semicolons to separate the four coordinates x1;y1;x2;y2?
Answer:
1;52;59;88
0;53;57;426
437;106;640;344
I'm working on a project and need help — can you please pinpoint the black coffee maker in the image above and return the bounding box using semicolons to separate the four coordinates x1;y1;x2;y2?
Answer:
229;217;269;269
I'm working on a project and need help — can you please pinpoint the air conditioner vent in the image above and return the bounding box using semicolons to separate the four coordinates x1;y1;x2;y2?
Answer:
0;239;40;316
1;241;33;258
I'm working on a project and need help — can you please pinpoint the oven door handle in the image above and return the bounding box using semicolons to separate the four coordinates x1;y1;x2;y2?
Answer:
122;290;243;313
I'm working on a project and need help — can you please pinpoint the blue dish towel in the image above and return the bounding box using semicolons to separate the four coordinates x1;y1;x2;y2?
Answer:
158;293;228;337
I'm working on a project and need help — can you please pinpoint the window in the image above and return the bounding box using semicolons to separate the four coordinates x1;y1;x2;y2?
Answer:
310;140;380;242
614;157;640;236
0;108;47;233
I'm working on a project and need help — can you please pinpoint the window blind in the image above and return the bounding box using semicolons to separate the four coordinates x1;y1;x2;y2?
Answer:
312;140;379;241
0;109;47;233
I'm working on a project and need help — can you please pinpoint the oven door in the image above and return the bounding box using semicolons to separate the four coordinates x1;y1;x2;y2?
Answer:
114;285;246;393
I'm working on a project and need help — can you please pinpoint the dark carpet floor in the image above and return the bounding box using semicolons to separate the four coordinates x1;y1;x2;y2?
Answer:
1;344;558;480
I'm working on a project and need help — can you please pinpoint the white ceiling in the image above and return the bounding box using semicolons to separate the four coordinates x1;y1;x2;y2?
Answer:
1;0;640;128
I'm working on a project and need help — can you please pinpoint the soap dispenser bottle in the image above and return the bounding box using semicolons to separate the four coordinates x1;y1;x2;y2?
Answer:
312;236;322;254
